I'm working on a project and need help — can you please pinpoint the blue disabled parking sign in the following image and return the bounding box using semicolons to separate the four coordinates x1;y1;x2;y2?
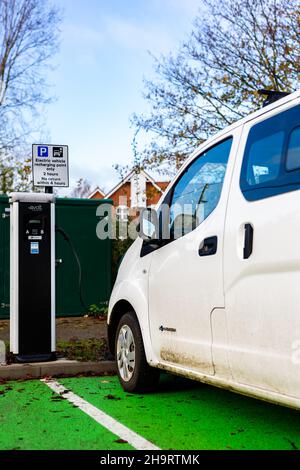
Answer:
37;146;49;157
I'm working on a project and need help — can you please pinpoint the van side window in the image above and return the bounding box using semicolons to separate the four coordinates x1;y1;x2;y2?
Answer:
168;137;232;240
240;104;300;201
286;127;300;171
245;131;284;186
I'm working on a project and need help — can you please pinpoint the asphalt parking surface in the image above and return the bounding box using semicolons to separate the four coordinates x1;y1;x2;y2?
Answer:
0;374;300;450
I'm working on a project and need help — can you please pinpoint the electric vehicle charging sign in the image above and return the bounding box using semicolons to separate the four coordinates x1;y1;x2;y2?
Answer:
32;144;69;187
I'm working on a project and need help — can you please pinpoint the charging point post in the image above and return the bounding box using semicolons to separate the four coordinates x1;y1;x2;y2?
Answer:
10;193;56;362
8;144;68;363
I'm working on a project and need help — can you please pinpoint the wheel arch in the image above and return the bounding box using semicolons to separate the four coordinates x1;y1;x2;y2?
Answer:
107;300;138;355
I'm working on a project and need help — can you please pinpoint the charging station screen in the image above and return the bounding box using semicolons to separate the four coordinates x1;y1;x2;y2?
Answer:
24;215;47;241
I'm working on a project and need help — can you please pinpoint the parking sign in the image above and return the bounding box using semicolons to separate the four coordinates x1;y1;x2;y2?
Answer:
32;144;69;187
37;146;49;157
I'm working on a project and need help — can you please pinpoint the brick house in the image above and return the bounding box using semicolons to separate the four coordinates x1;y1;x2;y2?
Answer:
88;169;169;220
88;186;106;199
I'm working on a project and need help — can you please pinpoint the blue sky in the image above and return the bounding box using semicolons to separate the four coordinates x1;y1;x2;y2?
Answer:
46;0;201;195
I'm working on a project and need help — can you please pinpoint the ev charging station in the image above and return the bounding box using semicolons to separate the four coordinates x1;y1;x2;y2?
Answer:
9;144;69;363
10;193;56;362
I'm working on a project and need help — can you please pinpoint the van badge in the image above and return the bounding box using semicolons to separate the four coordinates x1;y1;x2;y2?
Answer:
159;325;176;333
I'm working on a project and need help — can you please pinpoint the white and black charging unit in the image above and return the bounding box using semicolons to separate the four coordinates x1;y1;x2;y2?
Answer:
10;192;56;362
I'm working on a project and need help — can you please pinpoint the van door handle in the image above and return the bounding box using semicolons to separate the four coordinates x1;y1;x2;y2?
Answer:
199;236;218;256
243;224;254;259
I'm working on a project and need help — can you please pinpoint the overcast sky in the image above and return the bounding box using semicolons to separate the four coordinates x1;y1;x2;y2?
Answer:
46;0;201;195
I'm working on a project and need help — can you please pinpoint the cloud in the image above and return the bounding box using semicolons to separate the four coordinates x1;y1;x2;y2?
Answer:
158;0;201;16
62;16;174;64
61;23;104;66
64;23;103;47
62;0;201;59
63;160;118;196
102;15;174;54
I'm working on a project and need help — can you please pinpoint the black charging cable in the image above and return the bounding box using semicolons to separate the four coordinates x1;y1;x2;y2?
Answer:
55;226;88;312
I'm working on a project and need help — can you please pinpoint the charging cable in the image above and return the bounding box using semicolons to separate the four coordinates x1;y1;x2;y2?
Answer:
55;226;88;312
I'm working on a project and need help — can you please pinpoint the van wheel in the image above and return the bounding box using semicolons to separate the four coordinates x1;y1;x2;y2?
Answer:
115;312;160;393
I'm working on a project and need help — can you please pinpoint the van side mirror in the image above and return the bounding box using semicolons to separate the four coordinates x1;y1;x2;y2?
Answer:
139;208;163;247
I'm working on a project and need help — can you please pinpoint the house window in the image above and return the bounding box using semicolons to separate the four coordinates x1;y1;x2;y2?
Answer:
116;205;129;222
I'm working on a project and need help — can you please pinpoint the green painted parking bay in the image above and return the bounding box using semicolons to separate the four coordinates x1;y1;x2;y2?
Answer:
0;379;133;450
1;374;300;450
60;375;300;450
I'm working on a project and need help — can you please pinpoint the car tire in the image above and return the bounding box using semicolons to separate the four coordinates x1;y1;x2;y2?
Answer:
115;312;160;393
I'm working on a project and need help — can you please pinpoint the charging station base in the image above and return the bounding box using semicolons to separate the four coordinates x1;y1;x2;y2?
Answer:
14;352;57;364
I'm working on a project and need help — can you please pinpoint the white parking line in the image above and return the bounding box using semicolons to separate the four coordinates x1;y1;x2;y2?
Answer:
41;379;160;451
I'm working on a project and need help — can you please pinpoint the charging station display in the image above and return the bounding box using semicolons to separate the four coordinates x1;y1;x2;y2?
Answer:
10;193;56;362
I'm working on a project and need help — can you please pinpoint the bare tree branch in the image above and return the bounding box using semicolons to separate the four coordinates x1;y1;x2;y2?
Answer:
132;0;300;173
0;0;61;193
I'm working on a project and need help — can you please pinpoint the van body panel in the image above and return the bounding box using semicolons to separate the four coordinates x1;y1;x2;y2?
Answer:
224;97;300;398
109;90;300;409
147;127;242;375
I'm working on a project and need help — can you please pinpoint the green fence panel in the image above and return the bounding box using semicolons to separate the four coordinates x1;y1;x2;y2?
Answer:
0;196;10;320
55;197;112;317
0;196;113;319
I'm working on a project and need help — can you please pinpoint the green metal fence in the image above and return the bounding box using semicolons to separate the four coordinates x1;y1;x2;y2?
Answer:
0;195;113;319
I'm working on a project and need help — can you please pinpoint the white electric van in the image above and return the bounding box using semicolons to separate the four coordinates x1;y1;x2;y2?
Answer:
108;89;300;410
